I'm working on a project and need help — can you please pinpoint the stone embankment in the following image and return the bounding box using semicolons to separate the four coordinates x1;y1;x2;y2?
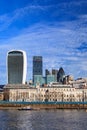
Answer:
0;102;87;110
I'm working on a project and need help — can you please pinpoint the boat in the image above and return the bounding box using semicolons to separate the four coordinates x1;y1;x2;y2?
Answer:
18;106;33;110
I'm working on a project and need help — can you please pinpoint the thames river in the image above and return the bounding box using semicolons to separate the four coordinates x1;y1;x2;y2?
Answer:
0;109;87;130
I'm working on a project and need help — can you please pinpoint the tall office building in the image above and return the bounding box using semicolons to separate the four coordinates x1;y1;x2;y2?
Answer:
45;69;57;84
57;67;65;83
33;56;42;76
45;69;50;76
7;50;27;84
33;56;43;83
52;69;58;82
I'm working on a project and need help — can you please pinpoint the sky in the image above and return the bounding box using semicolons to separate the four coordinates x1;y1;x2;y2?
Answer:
0;0;87;84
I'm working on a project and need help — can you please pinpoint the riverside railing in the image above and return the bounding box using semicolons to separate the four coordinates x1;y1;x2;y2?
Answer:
0;101;87;105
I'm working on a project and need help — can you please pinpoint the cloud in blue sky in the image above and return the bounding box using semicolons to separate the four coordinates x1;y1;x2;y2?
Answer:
0;0;87;84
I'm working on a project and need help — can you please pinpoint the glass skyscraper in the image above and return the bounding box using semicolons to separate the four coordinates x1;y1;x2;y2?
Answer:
33;56;43;84
7;50;27;84
33;56;42;75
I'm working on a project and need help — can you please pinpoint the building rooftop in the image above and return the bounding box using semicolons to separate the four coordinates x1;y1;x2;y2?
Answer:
4;84;36;89
47;82;72;88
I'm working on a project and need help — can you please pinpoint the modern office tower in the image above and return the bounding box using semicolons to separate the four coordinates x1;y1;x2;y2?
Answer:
33;56;43;82
46;75;55;84
34;75;45;86
45;69;50;76
45;69;57;84
57;67;65;83
7;50;27;84
52;69;58;82
52;69;58;75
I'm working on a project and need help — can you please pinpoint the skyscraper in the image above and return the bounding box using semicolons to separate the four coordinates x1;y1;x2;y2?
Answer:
33;56;42;76
7;50;27;84
33;56;43;83
57;67;65;83
45;69;50;76
45;69;57;84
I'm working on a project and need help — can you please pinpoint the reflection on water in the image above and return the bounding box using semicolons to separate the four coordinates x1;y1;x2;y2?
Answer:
0;109;87;130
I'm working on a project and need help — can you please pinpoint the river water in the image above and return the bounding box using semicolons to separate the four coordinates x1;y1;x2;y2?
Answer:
0;109;87;130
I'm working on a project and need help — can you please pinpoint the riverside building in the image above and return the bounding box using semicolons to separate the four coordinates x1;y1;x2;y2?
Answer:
3;83;87;102
4;84;37;102
7;50;27;84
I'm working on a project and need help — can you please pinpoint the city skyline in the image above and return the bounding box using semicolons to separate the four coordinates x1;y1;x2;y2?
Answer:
0;0;87;84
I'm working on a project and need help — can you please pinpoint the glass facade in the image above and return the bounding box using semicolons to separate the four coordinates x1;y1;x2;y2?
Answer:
33;56;43;83
46;75;56;84
7;50;27;84
34;75;45;86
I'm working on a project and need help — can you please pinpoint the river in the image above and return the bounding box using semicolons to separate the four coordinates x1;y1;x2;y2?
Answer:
0;109;87;130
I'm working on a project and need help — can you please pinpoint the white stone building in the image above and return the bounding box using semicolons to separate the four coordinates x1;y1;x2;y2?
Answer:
3;83;87;102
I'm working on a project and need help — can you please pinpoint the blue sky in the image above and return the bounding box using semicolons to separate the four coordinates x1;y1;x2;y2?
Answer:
0;0;87;84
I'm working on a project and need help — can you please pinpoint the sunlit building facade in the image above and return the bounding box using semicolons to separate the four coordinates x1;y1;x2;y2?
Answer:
4;83;87;102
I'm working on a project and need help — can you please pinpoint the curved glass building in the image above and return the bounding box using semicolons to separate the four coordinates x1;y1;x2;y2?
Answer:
7;50;27;84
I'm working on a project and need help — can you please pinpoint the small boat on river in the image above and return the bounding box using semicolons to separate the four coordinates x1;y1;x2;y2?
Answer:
18;106;33;111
